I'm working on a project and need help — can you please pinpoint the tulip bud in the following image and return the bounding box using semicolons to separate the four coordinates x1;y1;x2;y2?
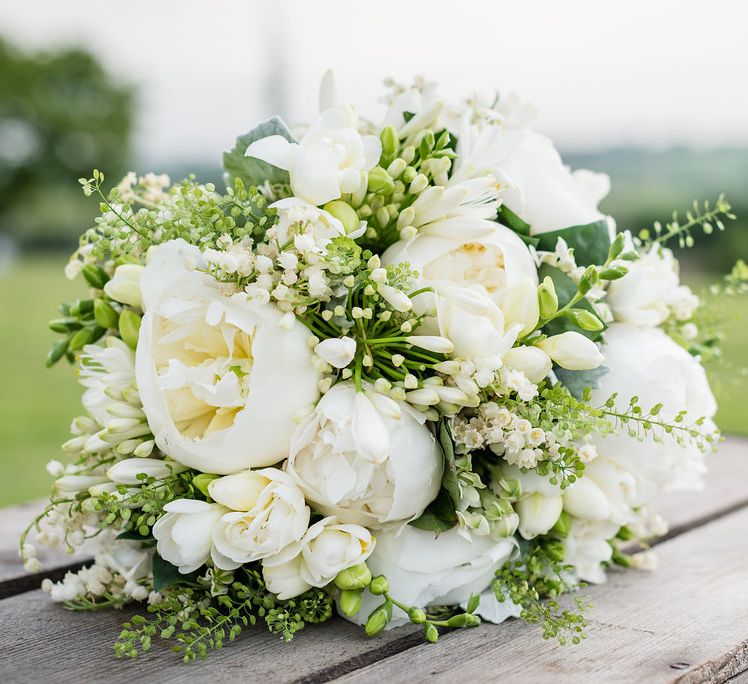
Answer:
323;200;360;234
192;473;219;498
537;332;604;371
364;601;392;637
516;493;563;540
104;264;143;308
94;299;119;329
119;310;142;349
81;264;109;290
537;276;558;318
499;277;540;336
314;337;357;369
424;623;439;643
369;575;389;595
334;563;372;591
339;589;363;616
107;458;178;485
368;167;395;195
503;346;552;384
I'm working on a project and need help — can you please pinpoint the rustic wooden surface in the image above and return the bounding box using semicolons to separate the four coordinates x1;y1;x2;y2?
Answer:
0;437;746;684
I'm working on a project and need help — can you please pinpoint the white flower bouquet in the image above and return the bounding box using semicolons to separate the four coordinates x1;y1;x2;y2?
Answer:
21;75;743;659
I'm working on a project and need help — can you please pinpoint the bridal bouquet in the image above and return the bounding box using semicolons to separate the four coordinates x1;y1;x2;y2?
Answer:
22;75;740;660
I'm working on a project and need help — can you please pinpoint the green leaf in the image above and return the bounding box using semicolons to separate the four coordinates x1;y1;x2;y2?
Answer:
536;219;611;266
439;421;460;507
498;205;539;247
223;116;296;188
554;365;609;400
152;553;201;592
117;529;153;541
537;264;605;341
409;487;458;534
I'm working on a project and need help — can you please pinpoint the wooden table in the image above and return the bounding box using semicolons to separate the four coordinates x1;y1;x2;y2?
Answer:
1;438;747;684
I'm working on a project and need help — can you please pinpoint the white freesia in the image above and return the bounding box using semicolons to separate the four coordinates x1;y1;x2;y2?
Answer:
286;382;443;528
271;197;354;253
314;337;357;369
104;264;143;308
210;468;310;567
342;526;516;628
607;245;699;326
502;464;563;540
561;519;618;584
503;346;552;384
245;106;381;206
537;331;605;370
563;457;637;526
590;323;717;503
135;239;320;474
152;500;228;574
106;458;186;485
262;516;375;600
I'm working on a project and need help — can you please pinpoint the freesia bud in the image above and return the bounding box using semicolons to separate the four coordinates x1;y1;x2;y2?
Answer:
405;388;440;406
537;332;604;371
54;475;109;495
537;276;558;318
369;575;389;595
503;346;552;384
208;470;271;511
377;284;412;312
339;589;363;616
334;563;372;590
314;337;357;369
380;125;399;158
565;309;604;332
322;200;360;233
119;310;142;349
405;336;454;354
516;493;563;540
365;601;392;636
192;473;219;497
104;264;143;308
107;458;181;485
368;167;395;195
499;277;539;336
562;478;611;521
93;299;119;329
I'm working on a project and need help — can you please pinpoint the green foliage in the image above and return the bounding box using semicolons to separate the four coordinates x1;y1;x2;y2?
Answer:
536;220;611;266
152;554;200;593
554;366;609;400
498;205;539;247
223;116;295;189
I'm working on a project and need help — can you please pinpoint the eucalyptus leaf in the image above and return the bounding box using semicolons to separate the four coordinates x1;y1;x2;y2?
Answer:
554;365;610;400
152;553;201;592
223;116;295;188
536;219;611;266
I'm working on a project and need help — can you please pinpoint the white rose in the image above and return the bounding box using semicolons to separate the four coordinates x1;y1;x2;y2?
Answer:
286;382;443;527
245;105;381;206
537;331;605;370
209;468;310;567
152;500;228;574
382;225;539;334
135;239;320;474
590;323;717;503
262;516;374;599
104;264;143;308
342;526;516;628
607;245;698;326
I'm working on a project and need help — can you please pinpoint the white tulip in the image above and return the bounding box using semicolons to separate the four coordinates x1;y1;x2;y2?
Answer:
516;493;563;540
341;526;516;629
607;245;698;326
135;239;320;474
314;337;357;369
503;346;552;384
210;468;310;567
104;264;143;308
152;500;228;574
286;382;443;528
590;323;717;503
245;105;381;206
106;458;185;485
262;516;375;599
537;332;604;370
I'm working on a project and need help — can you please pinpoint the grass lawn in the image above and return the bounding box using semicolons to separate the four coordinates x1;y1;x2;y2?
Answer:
0;257;745;508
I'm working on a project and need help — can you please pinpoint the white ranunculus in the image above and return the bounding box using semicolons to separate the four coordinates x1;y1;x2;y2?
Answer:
209;468;310;567
503;346;553;384
607;245;699;326
382;225;539;337
135;239;320;474
286;382;443;528
342;526;516;629
152;500;228;574
590;323;717;503
537;332;605;371
245;106;381;206
104;264;143;308
262;516;374;600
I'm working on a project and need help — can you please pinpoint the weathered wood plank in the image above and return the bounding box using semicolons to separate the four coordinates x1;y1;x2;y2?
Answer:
336;505;748;684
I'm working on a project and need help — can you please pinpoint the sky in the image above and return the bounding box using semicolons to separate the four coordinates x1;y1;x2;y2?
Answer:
1;0;747;166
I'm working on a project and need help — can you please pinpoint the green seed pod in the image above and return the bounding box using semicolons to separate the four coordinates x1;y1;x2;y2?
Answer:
607;231;626;261
94;299;119;329
334;563;372;591
338;589;363;617
323;200;360;233
46;338;70;367
119;309;142;349
538;276;558;318
380;125;399;159
599;266;628;281
566;309;604;332
408;608;427;624
369;575;389;596
364;601;392;637
424;623;439;643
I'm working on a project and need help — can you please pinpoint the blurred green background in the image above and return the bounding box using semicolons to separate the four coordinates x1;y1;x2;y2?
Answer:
0;37;745;507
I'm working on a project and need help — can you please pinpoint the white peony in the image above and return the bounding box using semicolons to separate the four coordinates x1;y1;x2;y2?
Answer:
607;245;699;326
245;105;381;206
135;239;320;474
343;526;516;628
209;468;310;567
590;323;717;503
286;382;443;528
152;499;228;574
262;516;374;600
